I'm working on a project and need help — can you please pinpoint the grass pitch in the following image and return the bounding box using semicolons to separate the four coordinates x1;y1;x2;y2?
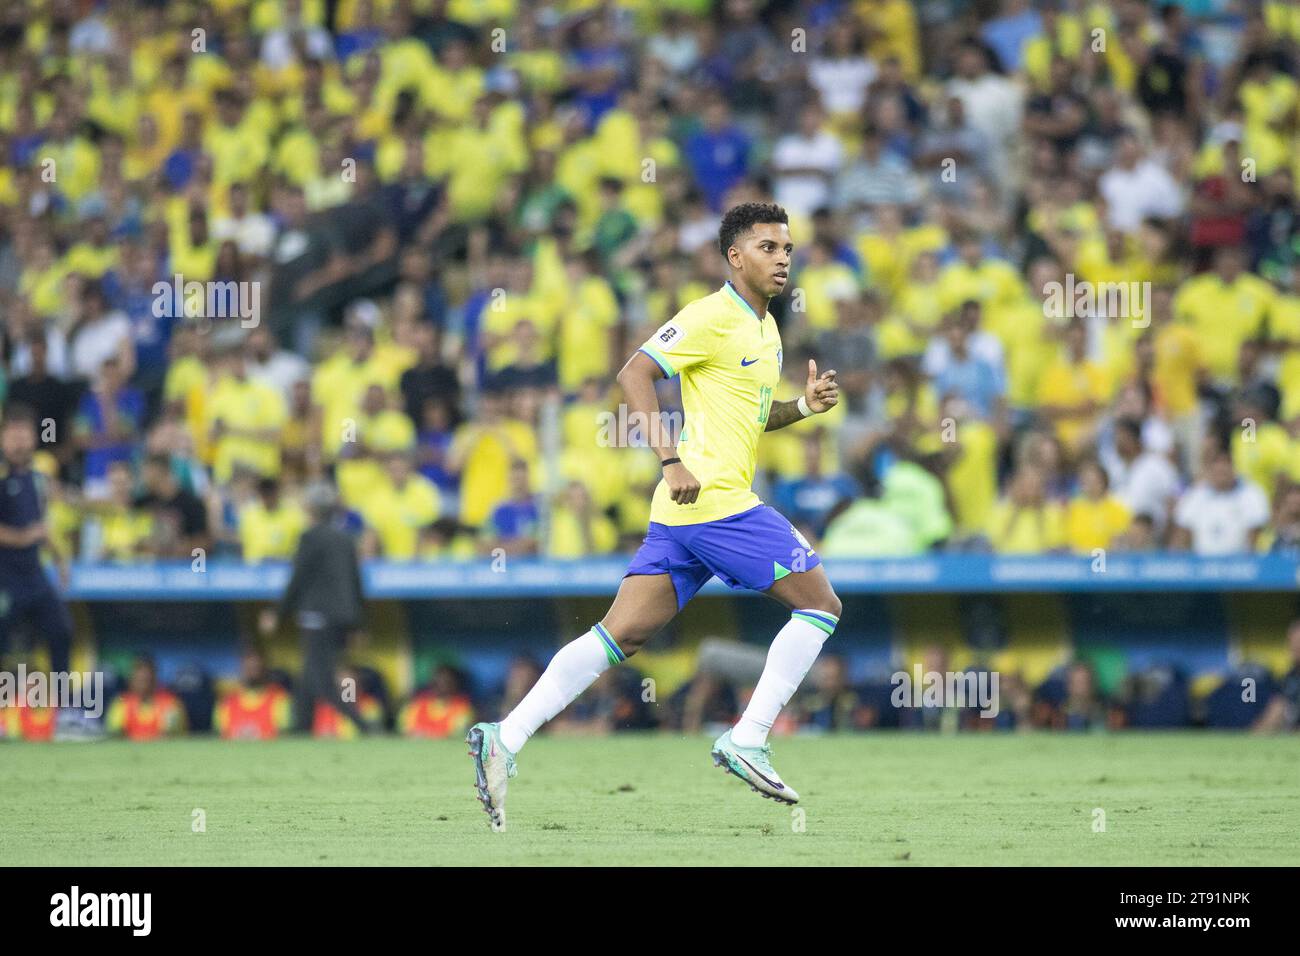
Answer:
3;733;1297;866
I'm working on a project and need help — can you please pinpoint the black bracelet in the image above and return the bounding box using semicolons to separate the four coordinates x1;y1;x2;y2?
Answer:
660;457;682;467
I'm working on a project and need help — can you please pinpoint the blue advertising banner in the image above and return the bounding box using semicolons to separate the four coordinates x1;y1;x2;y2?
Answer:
62;554;1300;600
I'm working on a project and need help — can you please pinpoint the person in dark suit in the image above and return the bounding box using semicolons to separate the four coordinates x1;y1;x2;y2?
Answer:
259;482;373;734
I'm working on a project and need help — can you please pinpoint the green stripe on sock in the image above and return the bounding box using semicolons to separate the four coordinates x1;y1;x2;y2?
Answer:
797;609;839;628
594;623;624;664
793;611;837;636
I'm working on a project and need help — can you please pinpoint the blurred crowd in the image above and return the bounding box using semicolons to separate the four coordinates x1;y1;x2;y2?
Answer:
5;613;1297;739
3;0;1300;566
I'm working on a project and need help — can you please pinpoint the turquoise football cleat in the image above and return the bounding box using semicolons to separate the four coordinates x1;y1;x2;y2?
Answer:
711;729;800;804
466;722;517;832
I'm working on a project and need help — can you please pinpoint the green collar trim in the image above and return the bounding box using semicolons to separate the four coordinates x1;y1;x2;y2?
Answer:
723;281;763;322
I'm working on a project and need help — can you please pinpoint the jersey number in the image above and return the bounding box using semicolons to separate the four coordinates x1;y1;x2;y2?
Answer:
756;385;773;425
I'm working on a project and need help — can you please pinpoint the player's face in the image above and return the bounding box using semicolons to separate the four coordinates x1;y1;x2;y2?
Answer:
731;222;792;299
1;421;35;464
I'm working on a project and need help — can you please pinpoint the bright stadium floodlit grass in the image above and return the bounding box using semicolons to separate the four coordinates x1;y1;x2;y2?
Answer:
3;734;1297;866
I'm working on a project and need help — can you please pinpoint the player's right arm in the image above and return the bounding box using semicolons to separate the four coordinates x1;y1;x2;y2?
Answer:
622;304;724;505
616;351;700;505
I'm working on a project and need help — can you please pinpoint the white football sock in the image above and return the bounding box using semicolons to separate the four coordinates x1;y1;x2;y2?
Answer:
730;609;838;748
498;623;624;754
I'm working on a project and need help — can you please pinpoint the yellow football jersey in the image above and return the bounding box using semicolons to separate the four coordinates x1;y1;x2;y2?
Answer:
638;283;783;526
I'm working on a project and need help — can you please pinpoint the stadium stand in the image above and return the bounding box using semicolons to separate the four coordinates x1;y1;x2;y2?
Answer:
2;0;1300;736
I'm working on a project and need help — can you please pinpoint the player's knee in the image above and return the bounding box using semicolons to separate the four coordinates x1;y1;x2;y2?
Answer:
619;628;653;658
809;591;842;626
824;592;842;621
602;620;650;658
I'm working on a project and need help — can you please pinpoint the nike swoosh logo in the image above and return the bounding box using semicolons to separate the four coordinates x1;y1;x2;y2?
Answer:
740;357;759;366
734;753;785;790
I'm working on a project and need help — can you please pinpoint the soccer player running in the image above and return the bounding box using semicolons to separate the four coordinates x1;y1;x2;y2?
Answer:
468;203;842;831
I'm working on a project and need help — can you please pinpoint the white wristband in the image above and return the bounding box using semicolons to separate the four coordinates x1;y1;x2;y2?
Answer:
797;396;815;418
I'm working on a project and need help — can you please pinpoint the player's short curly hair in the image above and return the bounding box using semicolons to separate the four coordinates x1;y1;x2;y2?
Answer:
718;202;789;258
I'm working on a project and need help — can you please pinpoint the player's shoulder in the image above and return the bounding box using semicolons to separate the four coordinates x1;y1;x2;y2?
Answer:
674;286;727;317
673;286;743;330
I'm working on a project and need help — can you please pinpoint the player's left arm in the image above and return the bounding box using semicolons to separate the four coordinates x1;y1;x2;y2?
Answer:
764;359;839;432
